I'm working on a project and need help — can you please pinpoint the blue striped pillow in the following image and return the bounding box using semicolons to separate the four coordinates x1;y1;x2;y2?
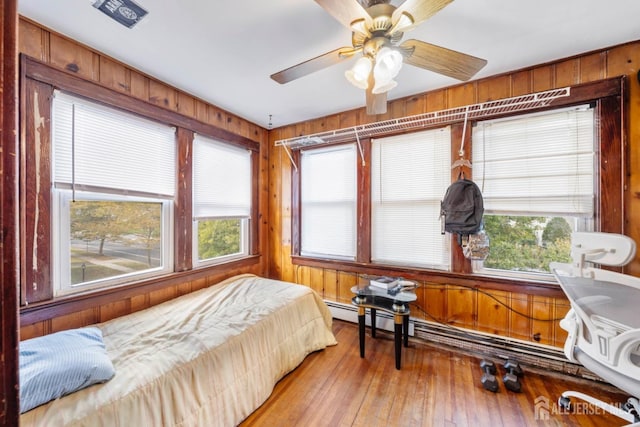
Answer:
19;327;115;413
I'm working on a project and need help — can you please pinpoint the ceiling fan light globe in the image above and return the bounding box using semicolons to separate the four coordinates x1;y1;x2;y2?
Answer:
375;47;403;78
345;70;369;89
345;57;372;89
372;78;397;94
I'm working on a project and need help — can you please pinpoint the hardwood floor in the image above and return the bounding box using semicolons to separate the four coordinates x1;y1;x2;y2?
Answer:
241;320;633;426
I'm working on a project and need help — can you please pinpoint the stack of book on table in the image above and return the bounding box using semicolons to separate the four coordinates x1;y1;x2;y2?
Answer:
369;277;417;296
369;276;400;290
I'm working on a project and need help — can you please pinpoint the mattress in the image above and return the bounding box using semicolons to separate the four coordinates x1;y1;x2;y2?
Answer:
20;274;337;426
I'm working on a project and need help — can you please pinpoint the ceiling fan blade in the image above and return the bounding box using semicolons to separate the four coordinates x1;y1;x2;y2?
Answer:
392;0;453;32
271;47;358;84
366;72;387;115
314;0;372;31
401;39;487;81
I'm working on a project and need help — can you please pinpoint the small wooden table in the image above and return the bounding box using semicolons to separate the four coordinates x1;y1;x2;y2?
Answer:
351;282;416;370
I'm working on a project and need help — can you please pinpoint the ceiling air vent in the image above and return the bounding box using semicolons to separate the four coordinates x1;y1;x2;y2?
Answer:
93;0;148;28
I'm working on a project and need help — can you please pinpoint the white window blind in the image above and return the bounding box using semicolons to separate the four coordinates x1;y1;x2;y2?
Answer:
301;144;356;259
52;91;176;197
472;105;594;216
193;134;251;219
371;127;451;268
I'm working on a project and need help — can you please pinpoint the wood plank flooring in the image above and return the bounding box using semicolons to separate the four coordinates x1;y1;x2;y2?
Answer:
241;320;633;426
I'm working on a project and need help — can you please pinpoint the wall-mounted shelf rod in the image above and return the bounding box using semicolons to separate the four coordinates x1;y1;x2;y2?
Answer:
274;87;571;152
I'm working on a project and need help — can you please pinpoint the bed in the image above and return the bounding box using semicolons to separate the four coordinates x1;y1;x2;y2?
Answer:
20;274;337;426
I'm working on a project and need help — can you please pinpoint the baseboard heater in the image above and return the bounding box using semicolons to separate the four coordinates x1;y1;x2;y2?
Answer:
326;300;415;337
326;301;600;381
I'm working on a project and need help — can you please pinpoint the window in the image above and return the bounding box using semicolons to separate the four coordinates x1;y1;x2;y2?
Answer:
51;91;175;295
371;128;451;269
472;105;595;279
289;79;623;291
300;145;357;259
192;134;252;266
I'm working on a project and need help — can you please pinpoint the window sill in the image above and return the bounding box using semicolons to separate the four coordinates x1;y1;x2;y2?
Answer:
20;254;262;325
291;255;565;298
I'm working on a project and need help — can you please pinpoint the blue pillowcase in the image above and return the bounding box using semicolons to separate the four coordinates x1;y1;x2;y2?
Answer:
19;327;115;413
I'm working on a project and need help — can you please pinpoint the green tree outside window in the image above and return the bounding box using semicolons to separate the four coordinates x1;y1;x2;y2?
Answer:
482;215;572;273
197;219;241;260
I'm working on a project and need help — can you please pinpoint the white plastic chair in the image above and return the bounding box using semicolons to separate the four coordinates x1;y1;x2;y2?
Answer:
550;232;640;426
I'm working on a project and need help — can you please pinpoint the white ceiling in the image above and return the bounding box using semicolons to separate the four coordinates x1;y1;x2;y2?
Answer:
17;0;640;128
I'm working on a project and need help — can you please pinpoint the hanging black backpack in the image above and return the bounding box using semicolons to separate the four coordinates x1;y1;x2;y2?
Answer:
440;178;484;238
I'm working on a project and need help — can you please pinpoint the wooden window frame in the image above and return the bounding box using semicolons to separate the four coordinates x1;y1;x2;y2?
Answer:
290;77;627;296
19;54;261;307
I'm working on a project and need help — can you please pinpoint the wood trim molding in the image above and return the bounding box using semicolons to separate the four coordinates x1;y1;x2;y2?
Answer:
291;150;301;256
250;151;261;254
22;78;54;304
1;0;20;423
174;127;194;272
356;138;372;264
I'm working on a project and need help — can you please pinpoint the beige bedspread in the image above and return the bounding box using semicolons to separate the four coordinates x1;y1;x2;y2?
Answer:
21;274;337;426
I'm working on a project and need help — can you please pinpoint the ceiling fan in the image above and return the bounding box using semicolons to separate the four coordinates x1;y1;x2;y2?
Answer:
271;0;487;115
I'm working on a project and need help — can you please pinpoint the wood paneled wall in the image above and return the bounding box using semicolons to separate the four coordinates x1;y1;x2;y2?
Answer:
268;41;640;348
17;17;270;338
